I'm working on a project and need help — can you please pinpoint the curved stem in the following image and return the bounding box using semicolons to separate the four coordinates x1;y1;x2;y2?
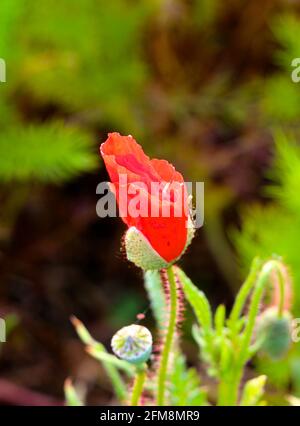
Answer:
276;267;285;317
239;261;287;365
130;367;146;406
223;260;286;406
229;257;261;331
157;266;178;406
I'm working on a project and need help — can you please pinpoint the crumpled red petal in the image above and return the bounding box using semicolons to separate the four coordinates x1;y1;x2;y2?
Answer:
100;132;188;262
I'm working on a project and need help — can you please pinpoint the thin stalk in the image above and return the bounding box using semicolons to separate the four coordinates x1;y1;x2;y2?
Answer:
229;257;261;336
219;260;286;406
157;266;178;406
71;317;128;403
217;371;239;406
238;261;285;366
130;367;146;406
276;267;285;317
104;363;128;404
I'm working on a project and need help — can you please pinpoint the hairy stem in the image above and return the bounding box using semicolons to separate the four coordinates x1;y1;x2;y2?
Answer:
157;266;178;406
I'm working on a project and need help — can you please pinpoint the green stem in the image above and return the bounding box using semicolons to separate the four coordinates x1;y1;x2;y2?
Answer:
72;317;128;403
238;261;284;366
219;260;287;406
104;363;128;404
157;266;178;406
130;367;146;406
276;266;285;317
229;257;261;329
218;372;239;406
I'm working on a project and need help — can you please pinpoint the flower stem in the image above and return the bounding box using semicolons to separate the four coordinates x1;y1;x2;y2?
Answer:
218;373;240;406
218;260;287;406
130;366;146;406
238;261;284;366
229;257;261;334
157;266;178;406
276;267;285;317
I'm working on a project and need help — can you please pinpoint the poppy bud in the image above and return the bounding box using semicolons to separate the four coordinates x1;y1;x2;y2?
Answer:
125;223;195;271
100;132;196;270
256;307;292;359
111;324;153;365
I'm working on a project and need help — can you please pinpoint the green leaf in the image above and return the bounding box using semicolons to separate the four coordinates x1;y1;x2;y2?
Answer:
71;316;96;346
0;123;96;183
228;257;261;337
87;344;135;376
219;338;233;375
72;317;129;402
214;304;226;336
176;267;212;330
169;353;208;406
13;0;152;129
144;270;166;329
240;375;267;406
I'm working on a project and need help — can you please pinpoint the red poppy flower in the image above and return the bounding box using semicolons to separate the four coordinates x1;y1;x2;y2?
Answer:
100;132;191;265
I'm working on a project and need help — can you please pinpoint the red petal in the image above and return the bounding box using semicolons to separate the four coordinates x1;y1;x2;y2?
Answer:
100;132;189;262
101;133;149;164
101;133;160;187
137;215;187;262
150;159;184;183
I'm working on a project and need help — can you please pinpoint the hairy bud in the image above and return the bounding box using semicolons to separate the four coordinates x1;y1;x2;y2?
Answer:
256;307;292;359
124;223;195;271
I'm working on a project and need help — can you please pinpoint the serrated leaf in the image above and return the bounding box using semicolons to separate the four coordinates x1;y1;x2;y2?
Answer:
176;267;212;330
144;270;166;329
0;123;96;183
169;353;208;406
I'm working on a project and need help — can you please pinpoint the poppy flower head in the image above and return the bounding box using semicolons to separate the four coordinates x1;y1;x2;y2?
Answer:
100;132;194;269
111;324;152;365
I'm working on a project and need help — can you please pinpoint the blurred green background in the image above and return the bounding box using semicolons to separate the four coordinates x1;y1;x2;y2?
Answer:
1;0;300;405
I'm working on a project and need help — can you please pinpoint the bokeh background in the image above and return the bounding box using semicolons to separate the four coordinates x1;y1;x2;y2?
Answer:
1;0;300;405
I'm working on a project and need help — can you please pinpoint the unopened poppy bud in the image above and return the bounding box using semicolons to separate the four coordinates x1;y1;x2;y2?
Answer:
100;132;196;271
256;307;292;359
111;324;152;365
125;224;195;271
125;227;170;270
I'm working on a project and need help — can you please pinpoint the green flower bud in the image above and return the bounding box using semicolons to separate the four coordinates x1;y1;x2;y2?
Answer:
256;307;292;360
111;324;152;365
124;223;195;271
125;227;169;270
